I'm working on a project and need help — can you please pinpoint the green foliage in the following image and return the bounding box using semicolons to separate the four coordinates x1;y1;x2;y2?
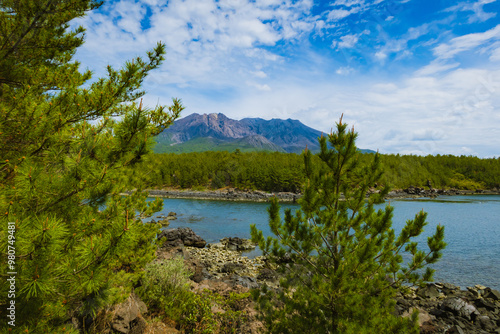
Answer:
154;136;283;154
129;150;500;193
139;257;193;311
250;118;447;333
138;257;250;334
0;0;182;331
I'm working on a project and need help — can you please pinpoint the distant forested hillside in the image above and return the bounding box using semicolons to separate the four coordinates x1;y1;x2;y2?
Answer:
127;152;500;192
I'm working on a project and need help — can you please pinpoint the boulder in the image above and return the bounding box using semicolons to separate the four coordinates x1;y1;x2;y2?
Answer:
447;325;466;334
166;212;177;220
221;262;246;274
401;307;433;327
485;288;500;301
112;293;148;334
440;297;479;320
417;283;441;299
226;274;259;289
158;227;206;248
477;315;497;332
220;237;256;251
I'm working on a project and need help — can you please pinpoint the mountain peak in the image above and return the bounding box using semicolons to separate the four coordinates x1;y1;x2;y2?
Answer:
153;113;374;154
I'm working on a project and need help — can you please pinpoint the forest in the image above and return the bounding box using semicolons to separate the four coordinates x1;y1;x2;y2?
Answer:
128;150;500;193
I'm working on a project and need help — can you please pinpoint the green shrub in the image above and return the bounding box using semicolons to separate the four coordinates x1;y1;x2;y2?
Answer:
139;258;252;333
139;258;216;333
180;292;216;334
139;257;192;310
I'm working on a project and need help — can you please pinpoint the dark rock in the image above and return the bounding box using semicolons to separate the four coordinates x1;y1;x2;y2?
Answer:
221;262;246;274
226;275;259;289
441;297;480;320
467;286;483;299
439;282;460;292
129;316;147;334
475;297;497;311
112;293;147;334
187;259;208;283
429;308;447;318
166;212;177;220
220;237;256;251
447;324;466;334
158;227;206;248
402;307;434;327
477;315;497;332
158;219;171;227
485;288;500;301
418;283;441;299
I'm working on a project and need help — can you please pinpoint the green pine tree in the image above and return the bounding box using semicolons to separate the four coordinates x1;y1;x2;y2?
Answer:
0;0;183;331
251;116;446;333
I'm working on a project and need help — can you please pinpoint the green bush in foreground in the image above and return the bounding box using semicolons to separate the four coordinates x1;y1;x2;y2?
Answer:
138;257;250;334
251;117;447;333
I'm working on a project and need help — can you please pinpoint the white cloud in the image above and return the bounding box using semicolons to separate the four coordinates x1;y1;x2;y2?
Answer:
253;70;268;78
246;81;272;91
74;0;316;87
433;24;500;59
163;65;499;157
491;47;500;61
71;0;500;157
335;34;361;48
328;9;354;20
336;66;355;75
445;0;497;23
327;7;362;20
332;0;365;7
374;51;387;61
415;60;460;76
369;23;431;63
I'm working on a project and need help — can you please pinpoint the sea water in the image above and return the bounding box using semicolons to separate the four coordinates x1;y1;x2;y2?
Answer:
147;195;500;290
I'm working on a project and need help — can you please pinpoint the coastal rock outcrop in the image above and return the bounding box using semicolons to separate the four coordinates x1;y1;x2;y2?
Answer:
220;237;256;251
157;227;207;248
396;283;500;333
187;245;266;281
111;293;148;334
154;231;500;333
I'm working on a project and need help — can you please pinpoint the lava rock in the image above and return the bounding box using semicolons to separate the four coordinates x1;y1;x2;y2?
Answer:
221;262;246;274
418;283;441;299
112;293;148;334
220;237;256;251
158;227;206;248
440;297;479;320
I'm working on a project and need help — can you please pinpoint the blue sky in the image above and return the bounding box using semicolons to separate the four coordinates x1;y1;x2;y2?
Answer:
74;0;500;157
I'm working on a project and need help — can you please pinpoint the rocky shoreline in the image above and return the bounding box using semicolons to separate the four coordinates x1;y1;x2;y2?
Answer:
135;186;500;203
154;228;500;334
105;228;499;333
146;188;300;202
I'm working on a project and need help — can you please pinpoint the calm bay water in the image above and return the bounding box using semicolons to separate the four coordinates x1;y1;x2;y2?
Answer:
148;195;500;290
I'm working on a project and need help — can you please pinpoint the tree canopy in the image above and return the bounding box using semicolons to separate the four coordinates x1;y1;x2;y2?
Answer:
0;0;182;331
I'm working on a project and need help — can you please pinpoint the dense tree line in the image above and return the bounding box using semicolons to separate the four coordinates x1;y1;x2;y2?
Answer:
128;151;500;192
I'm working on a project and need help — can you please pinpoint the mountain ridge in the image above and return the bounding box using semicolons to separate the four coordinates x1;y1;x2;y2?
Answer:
154;113;374;154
